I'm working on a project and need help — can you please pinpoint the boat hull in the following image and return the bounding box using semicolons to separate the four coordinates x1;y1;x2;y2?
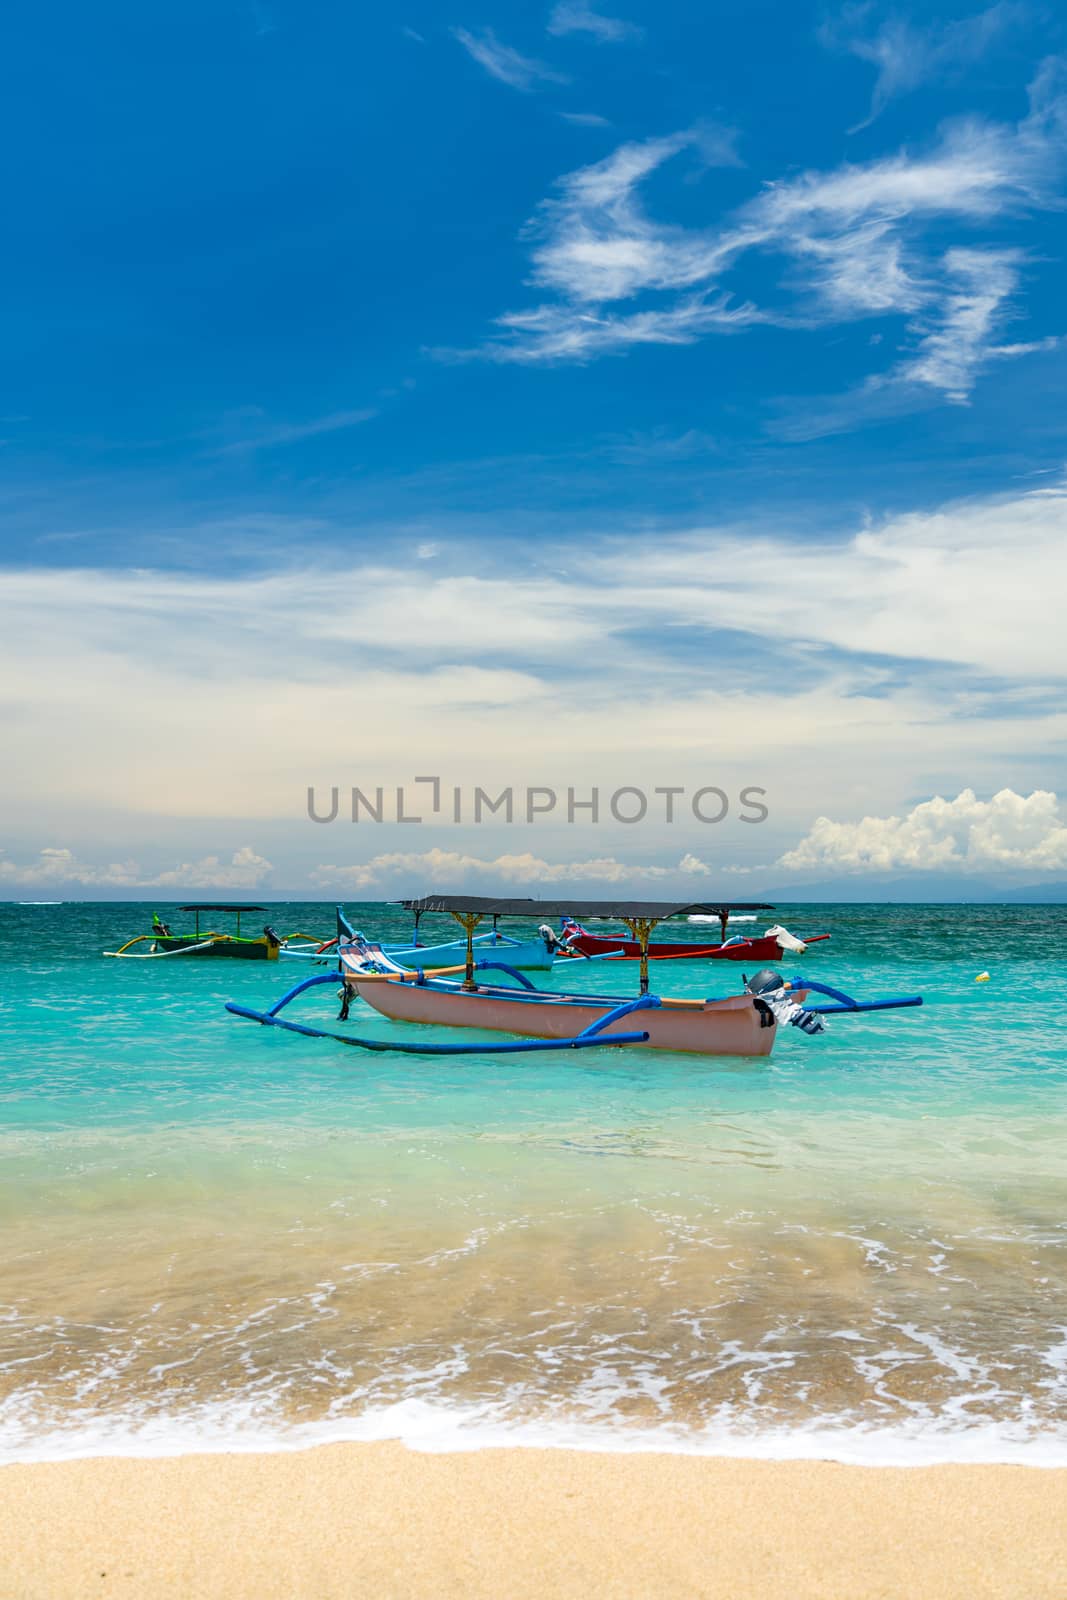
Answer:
567;931;829;962
346;975;776;1057
156;936;278;961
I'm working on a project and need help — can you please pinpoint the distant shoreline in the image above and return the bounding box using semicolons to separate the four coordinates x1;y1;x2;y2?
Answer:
4;895;1067;905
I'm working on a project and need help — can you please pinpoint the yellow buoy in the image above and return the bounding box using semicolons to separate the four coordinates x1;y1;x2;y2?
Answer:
975;971;990;983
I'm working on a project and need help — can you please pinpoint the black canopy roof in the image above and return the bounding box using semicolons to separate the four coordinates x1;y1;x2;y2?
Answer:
177;904;268;913
400;896;773;921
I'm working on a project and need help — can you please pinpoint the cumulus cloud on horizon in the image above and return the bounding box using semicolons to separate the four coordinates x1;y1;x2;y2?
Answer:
779;788;1067;874
5;790;1067;890
0;846;274;889
311;848;712;890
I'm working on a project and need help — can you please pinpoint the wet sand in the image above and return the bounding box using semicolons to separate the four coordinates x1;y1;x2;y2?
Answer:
2;1443;1066;1599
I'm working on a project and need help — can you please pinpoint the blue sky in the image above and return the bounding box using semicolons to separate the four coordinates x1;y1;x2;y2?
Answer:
3;0;1067;894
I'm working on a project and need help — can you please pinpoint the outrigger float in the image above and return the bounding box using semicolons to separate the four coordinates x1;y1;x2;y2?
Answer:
104;904;292;961
226;899;921;1060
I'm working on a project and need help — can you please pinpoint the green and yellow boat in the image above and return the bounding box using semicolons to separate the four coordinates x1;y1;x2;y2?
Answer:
105;904;283;961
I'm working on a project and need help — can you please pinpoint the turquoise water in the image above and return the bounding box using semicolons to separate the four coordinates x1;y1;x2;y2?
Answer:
1;901;1066;1464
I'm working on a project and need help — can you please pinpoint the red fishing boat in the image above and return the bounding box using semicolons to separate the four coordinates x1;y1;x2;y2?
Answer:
557;905;829;963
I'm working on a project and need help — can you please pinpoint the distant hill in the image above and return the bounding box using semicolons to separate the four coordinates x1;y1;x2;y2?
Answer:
754;875;1067;904
999;882;1067;903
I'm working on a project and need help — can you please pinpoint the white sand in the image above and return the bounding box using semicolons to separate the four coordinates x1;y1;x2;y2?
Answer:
3;1443;1066;1598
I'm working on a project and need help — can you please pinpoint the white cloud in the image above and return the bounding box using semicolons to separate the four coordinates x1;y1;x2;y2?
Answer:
0;846;273;888
312;849;709;889
779;789;1067;873
524;131;736;304
0;848;142;887
5;483;1067;699
891;246;1023;401
559;110;612;127
579;480;1067;680
490;292;764;362
465;68;1066;403
151;847;274;888
3;481;1067;855
547;3;643;43
821;3;1027;132
452;27;567;90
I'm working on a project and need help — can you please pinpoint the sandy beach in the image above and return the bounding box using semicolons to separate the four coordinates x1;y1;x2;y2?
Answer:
2;1443;1066;1599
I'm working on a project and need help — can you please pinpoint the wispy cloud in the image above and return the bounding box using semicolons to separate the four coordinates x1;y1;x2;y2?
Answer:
893;246;1024;400
598;426;719;463
445;126;755;361
575;480;1067;682
821;3;1028;132
775;247;1062;436
559;110;612;126
547;3;644;43
213;407;377;455
4;482;1067;853
451;26;568;91
487;294;765;363
454;66;1067;413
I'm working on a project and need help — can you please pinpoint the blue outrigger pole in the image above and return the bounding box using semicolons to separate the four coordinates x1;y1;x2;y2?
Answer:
225;969;658;1056
787;975;923;1015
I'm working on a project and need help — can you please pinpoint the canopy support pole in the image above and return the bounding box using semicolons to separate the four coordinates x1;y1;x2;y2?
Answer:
622;917;659;994
451;911;484;988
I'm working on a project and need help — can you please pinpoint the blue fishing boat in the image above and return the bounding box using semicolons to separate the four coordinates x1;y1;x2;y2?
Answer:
281;929;559;970
279;905;594;970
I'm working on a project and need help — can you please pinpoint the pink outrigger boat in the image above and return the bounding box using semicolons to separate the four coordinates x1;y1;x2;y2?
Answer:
226;898;923;1061
345;962;781;1056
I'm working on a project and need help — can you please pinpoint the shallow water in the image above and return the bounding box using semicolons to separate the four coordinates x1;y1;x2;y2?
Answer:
2;901;1066;1463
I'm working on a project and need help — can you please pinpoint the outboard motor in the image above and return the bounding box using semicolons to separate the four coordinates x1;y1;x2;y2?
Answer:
539;923;565;954
743;967;825;1036
744;967;785;997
